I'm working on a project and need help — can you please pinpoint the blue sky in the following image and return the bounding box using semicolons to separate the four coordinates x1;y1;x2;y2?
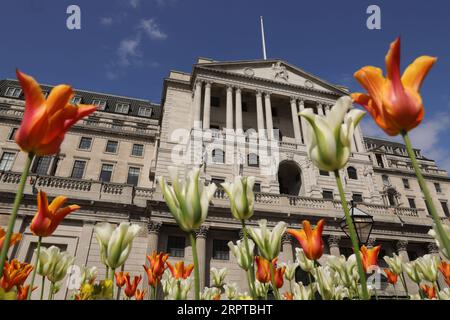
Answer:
1;0;450;171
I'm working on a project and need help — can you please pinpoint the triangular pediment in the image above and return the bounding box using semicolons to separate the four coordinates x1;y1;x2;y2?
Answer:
196;59;348;95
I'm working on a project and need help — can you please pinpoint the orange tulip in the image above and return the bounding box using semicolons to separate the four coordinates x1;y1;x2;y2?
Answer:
0;259;33;291
283;292;294;300
135;289;146;300
17;285;36;300
14;70;96;156
30;191;80;237
360;245;381;273
255;256;272;283
274;265;286;289
288;219;325;261
143;251;169;287
114;271;129;288
384;268;398;285
0;227;21;251
352;37;437;136
124;274;142;298
438;261;450;286
166;261;194;280
420;284;436;299
212;293;221;300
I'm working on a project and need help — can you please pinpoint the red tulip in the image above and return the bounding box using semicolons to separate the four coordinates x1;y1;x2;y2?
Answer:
360;245;381;273
124;274;142;298
288;219;325;260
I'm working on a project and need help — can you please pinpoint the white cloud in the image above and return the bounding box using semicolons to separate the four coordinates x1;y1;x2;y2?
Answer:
117;36;142;67
138;18;167;40
100;17;113;26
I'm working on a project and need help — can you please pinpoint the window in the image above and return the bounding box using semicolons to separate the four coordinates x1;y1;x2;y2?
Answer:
138;106;152;117
127;167;140;186
211;97;220;107
5;87;22;98
402;178;410;189
212;239;230;260
248;153;259;167
407;251;418;261
253;183;261;193
347;167;358;180
375;154;384;168
271;107;278;117
78;137;92;150
32;156;52;175
382;175;390;186
115;103;130;114
92;99;107;110
242;102;248;112
0;152;15;171
212;149;224;164
352;193;363;203
71;96;82;104
131;144;144;157
71;160;86;179
434;183;442;193
99;164;113;182
7;128;18;141
441;201;450;217
408;198;416;209
105;140;118;153
166;236;185;257
319;170;329;176
323;190;334;200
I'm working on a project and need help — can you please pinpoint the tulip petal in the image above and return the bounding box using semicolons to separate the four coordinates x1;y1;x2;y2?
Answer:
401;56;437;92
46;85;73;115
353;66;385;109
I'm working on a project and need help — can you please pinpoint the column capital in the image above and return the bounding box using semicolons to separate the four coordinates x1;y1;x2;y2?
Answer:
427;242;439;254
396;240;408;252
290;96;298;103
298;99;305;105
204;81;212;87
234;86;242;93
195;225;209;239
255;90;263;97
226;85;234;92
194;79;204;86
263;91;271;98
316;102;323;107
282;232;293;245
366;237;377;248
148;220;162;234
327;235;341;248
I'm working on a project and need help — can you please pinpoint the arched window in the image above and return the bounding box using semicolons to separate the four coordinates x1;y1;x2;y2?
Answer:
248;153;259;167
212;149;224;164
347;166;358;180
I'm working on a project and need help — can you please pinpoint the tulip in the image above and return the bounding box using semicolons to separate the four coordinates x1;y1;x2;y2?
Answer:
143;251;168;297
224;283;238;300
166;261;194;280
292;282;314;300
420;284;436;299
254;281;270;299
0;227;21;252
327;254;359;292
438;288;450;300
384;268;398;285
124;274;142;299
281;261;298;282
17;285;36;300
383;253;403;275
80;266;98;285
75;283;94;300
228;239;254;271
114;271;129;288
288;219;325;261
135;289;146;300
295;248;314;273
210;267;227;288
247;220;286;261
161;275;192;300
273;265;286;289
46;251;74;284
255;256;272;284
221;176;255;221
438;261;450;286
283;292;294;300
311;266;336;300
404;261;422;284
202;287;221;300
360;245;381;273
0;259;33;292
415;254;439;283
428;223;450;260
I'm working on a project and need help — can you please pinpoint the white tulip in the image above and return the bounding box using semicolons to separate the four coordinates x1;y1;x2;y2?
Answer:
221;176;255;221
295;248;314;273
210;267;228;288
224;283;238;300
46;250;75;284
438;288;450;300
281;261;299;281
428;223;450;259
254;281;270;299
383;253;403;275
327;254;359;289
292;282;314;300
247;219;286;261
228;239;254;271
404;261;422;284
415;254;439;283
201;287;221;300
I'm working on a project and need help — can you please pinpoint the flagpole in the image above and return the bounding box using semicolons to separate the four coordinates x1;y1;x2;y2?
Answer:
260;16;267;60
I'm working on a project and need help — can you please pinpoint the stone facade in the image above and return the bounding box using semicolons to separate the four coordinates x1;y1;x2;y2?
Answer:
0;58;449;299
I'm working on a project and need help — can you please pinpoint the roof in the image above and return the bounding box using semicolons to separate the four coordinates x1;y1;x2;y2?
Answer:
0;79;162;121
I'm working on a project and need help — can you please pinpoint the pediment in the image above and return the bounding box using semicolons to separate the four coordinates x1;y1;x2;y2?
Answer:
196;59;347;95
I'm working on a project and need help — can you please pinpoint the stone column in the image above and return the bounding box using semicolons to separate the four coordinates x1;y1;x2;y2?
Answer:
298;99;307;144
354;126;366;153
327;235;341;257
192;80;203;129
324;104;331;115
396;240;416;294
196;225;209;289
264;92;273;139
235;87;243;134
256;90;265;138
145;221;162;293
290;97;302;144
226;85;234;131
203;81;212;129
317;103;324;116
74;221;95;267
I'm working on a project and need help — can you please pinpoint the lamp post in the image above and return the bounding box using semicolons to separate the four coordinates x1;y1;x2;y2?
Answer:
340;200;374;246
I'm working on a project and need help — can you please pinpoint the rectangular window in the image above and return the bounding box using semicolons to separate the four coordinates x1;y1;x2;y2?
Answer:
434;183;442;193
127;167;140;186
99;164;113;182
211;97;220;107
167;236;185;257
32;156;52;175
323;190;334;200
5;87;22;98
7;128;18;141
105;140;118;153
212;239;230;260
71;160;86;179
0;152;15;171
319;170;330;176
408;198;416;209
253;183;261;193
402;178;410;189
375;154;384;168
71;96;82;104
78;137;92;150
352;193;363;203
138;106;152;117
242;102;248;112
131;144;144;157
248;153;259;167
441;201;450;217
271;107;278;117
92;99;107;110
115;103;130;114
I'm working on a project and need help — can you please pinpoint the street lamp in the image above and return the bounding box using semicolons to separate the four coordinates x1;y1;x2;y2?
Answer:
340;200;374;246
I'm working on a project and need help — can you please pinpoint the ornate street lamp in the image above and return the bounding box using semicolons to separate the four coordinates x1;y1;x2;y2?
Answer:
340;201;374;246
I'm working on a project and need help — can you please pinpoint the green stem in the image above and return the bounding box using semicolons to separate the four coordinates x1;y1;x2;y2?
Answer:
241;220;256;298
40;276;45;300
400;272;409;296
154;281;158;300
106;266;109;280
111;268;116;300
189;232;200;300
401;131;450;255
289;279;293;295
27;236;42;300
393;284;398;299
269;262;280;300
334;170;370;300
48;282;54;300
307;271;315;300
0;153;34;277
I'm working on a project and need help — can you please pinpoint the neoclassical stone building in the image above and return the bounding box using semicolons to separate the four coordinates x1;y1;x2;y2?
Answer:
0;58;449;299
